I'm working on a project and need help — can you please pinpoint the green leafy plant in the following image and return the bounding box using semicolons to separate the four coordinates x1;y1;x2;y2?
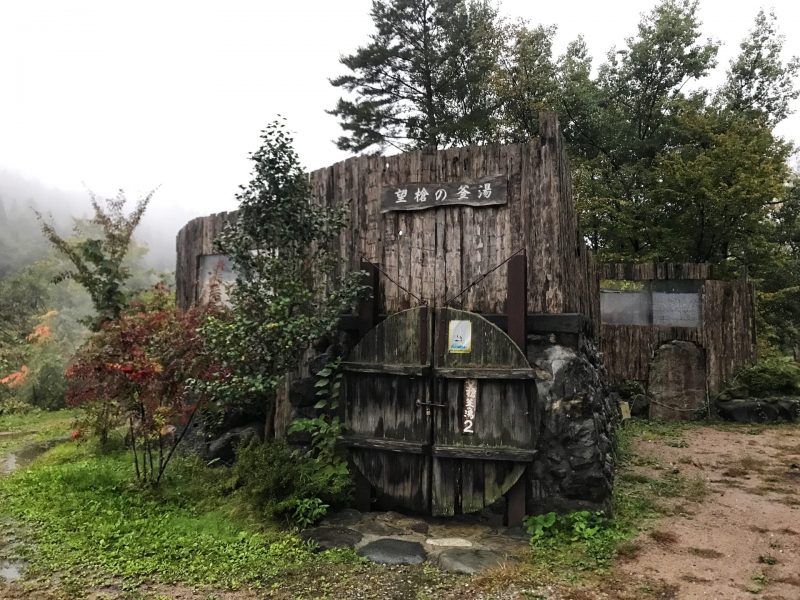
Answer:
291;358;345;463
524;511;606;544
232;438;347;527
524;511;558;541
292;497;329;529
523;510;629;571
728;357;800;397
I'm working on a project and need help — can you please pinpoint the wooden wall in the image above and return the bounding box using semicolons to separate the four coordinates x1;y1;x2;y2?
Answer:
599;264;756;395
175;211;235;311
310;112;596;320
176;113;598;324
601;262;711;281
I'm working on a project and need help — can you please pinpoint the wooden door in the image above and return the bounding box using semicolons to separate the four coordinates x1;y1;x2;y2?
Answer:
340;306;536;515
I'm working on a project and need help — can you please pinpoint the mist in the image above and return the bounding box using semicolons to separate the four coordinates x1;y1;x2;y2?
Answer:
0;168;199;276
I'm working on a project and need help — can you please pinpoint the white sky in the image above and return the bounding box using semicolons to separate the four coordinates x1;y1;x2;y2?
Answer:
1;0;799;220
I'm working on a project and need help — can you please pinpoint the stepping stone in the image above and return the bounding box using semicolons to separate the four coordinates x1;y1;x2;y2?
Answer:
425;537;473;548
299;526;363;551
322;508;363;527
357;519;404;536
358;538;427;565
408;520;430;534
437;548;508;574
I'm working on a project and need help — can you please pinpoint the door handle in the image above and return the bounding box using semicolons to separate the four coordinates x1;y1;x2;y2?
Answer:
416;398;446;408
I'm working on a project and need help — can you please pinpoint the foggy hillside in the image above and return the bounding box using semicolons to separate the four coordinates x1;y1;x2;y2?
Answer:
0;168;195;275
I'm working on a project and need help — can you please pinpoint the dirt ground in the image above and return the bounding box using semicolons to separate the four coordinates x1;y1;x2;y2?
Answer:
605;424;800;600
1;423;798;600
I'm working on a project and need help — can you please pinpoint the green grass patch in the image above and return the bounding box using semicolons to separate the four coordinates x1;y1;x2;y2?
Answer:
0;408;79;455
520;420;708;581
0;441;361;590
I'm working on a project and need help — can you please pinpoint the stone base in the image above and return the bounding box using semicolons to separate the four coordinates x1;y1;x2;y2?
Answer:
526;335;618;514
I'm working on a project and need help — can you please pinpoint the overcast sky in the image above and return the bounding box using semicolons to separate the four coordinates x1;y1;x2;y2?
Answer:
1;0;799;221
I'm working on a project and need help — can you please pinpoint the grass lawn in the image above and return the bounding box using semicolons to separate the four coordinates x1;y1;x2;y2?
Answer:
0;408;79;456
0;415;742;599
0;439;369;594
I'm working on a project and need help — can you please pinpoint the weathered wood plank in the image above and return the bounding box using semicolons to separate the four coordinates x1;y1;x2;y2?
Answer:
432;446;537;461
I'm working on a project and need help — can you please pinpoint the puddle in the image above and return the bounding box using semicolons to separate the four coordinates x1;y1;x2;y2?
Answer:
1;438;68;475
0;560;25;581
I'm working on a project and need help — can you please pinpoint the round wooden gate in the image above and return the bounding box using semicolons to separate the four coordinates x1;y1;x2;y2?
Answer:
340;307;537;516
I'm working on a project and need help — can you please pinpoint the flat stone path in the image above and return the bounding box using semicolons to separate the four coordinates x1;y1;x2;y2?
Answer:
357;539;427;565
316;508;528;574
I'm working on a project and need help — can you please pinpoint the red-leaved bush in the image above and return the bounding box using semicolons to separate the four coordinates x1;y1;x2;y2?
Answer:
66;284;228;484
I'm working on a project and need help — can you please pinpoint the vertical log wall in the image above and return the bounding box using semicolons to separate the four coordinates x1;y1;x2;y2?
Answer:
599;263;756;395
175;211;236;311
176;113;598;326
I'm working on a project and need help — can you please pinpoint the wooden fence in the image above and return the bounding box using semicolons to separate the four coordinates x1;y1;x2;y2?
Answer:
599;263;756;395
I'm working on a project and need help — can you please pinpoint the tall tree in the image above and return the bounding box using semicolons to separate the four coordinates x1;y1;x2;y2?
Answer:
493;23;559;141
329;0;503;152
200;120;364;437
36;190;153;328
568;0;718;257
651;105;792;265
718;9;800;125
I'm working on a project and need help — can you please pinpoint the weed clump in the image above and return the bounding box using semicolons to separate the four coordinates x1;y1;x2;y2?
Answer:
232;440;351;527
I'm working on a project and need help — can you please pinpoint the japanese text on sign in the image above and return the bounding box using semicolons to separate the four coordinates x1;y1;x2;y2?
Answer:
463;379;478;434
380;176;507;213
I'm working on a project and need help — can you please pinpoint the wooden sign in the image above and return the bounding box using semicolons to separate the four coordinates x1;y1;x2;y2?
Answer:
463;379;478;434
380;176;507;213
448;320;472;353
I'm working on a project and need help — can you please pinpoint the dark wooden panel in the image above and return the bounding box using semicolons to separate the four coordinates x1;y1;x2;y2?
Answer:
601;262;712;281
430;308;535;516
344;307;433;509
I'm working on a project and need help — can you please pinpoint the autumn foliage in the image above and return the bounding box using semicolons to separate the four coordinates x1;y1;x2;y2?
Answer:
66;284;228;483
0;365;29;387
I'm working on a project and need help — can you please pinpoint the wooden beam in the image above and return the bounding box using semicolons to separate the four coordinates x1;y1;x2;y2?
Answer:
340;436;428;454
505;476;526;527
340;362;430;376
432;445;537;462
435;367;536;380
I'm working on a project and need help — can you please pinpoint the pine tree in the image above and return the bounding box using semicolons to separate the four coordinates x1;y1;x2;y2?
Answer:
329;0;503;152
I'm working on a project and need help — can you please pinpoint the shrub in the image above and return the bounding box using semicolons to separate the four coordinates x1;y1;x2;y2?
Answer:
729;357;800;398
233;439;351;527
66;284;229;483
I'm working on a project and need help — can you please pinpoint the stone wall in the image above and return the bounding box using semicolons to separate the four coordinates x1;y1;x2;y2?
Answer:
526;334;617;513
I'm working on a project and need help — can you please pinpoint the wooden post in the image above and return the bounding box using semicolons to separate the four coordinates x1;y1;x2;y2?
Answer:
507;252;527;350
506;251;527;527
354;260;379;512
